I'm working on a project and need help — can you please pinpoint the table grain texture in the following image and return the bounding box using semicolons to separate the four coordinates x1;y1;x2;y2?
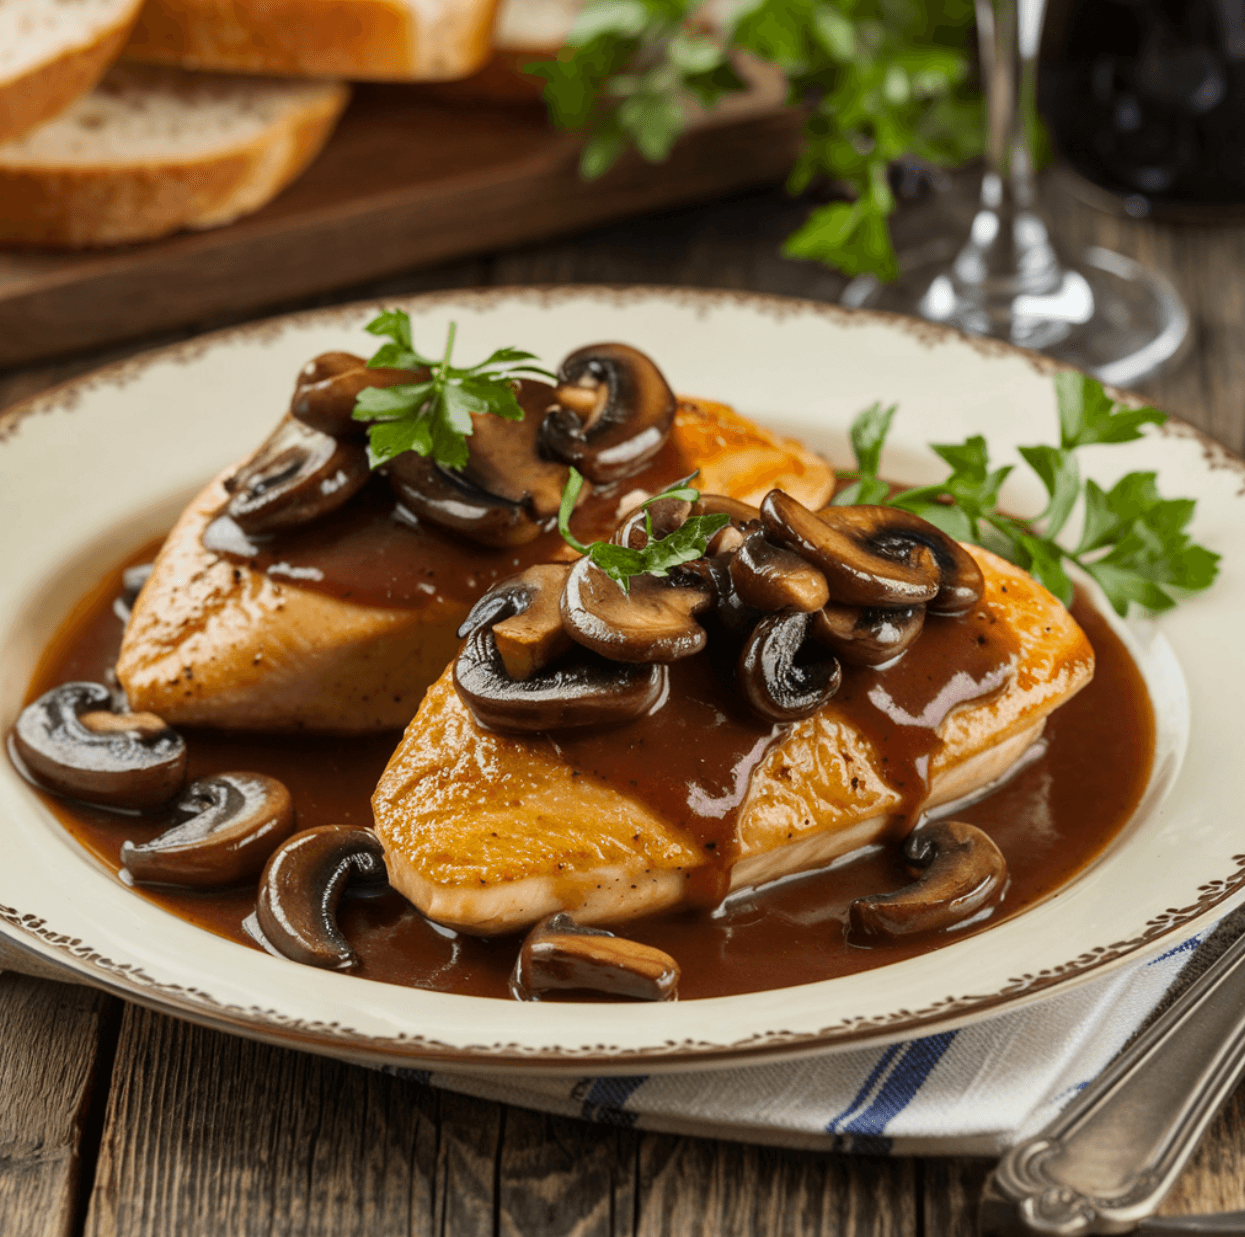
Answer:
1;173;1243;1237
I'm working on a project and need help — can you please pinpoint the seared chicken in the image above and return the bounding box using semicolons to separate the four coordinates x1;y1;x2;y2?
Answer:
116;398;833;732
372;547;1094;934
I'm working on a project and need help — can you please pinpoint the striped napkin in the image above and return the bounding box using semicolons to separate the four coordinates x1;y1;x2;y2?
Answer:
390;926;1215;1156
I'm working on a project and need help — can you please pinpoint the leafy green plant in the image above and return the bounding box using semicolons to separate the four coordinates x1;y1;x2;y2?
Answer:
527;0;982;281
558;469;730;591
353;310;553;471
833;373;1220;615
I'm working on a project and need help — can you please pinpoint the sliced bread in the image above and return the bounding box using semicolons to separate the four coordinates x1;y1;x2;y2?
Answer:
0;63;349;248
0;0;145;145
122;0;500;81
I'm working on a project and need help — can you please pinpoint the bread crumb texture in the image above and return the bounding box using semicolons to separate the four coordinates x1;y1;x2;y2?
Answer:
0;0;136;79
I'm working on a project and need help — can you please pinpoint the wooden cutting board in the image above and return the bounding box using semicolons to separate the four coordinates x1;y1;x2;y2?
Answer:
0;78;801;369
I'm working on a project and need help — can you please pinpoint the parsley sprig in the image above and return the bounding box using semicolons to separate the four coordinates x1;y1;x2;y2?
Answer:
558;468;730;592
352;309;554;471
833;374;1220;615
526;0;982;281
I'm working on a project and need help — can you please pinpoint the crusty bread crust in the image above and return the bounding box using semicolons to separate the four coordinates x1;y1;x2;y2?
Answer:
0;2;143;146
0;79;349;248
124;0;500;81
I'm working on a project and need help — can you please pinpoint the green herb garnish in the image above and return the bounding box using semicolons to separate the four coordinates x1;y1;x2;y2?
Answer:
353;309;554;471
526;0;982;281
557;468;730;592
833;374;1220;615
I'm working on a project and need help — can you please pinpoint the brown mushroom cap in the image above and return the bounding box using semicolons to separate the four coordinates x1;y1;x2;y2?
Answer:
225;416;370;534
692;494;760;555
290;351;424;439
810;603;926;667
389;450;543;548
458;563;574;681
459;379;571;520
561;557;713;664
612;494;693;549
730;530;830;613
11;682;186;809
256;825;388;970
454;627;666;732
849;820;1008;939
121;772;296;888
737;610;842;723
760;492;941;609
540;343;676;483
512;912;680;1001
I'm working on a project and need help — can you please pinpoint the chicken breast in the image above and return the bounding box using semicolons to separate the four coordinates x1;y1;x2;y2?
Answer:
372;547;1095;934
116;397;833;732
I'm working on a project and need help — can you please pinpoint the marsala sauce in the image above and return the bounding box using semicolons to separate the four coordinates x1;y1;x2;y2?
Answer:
21;531;1155;1002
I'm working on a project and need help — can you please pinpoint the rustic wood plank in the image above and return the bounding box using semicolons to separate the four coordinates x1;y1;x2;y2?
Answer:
496;1105;637;1237
84;1005;441;1237
634;1134;915;1237
0;973;118;1237
922;1158;992;1237
1157;1086;1245;1217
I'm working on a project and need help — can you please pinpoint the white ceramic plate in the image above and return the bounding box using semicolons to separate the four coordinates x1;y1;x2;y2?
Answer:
1;287;1241;1075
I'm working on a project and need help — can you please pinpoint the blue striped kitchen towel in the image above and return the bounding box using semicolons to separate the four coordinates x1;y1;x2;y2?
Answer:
390;928;1209;1156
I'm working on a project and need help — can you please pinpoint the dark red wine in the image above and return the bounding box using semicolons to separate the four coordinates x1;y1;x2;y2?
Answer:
1042;0;1245;216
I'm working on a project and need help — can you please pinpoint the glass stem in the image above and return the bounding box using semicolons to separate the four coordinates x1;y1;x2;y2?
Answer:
952;0;1062;297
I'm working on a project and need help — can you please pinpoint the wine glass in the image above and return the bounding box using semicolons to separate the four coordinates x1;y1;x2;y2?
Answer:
841;0;1189;387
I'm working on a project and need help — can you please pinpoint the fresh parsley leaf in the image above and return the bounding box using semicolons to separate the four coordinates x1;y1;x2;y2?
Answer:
833;373;1219;617
353;310;553;472
558;468;729;593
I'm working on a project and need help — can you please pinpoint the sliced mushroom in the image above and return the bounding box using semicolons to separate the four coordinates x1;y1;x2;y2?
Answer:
460;380;571;519
114;562;153;624
849;820;1008;939
225;416;370;534
693;494;760;555
290;351;422;438
737;610;842;723
388;451;543;547
511;912;679;1001
121;772;295;888
561;557;712;664
11;682;186;809
454;627;666;732
760;492;940;609
612;494;693;549
730;530;830;613
457;564;574;681
256;825;388;970
810;603;926;667
541;343;676;483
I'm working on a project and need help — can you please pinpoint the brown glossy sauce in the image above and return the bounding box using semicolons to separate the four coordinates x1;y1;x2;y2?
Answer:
20;537;1154;1002
204;419;694;611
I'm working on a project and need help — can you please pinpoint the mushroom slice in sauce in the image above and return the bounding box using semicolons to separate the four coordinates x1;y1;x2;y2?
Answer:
225;416;370;534
512;912;679;1001
459;380;571;520
729;530;830;613
848;820;1008;939
810;603;926;667
256;825;388;970
121;772;295;888
760;492;941;609
458;564;574;681
561;557;713;664
11;682;186;809
388;451;543;548
541;343;676;483
612;494;693;549
738;610;842;723
454;627;666;732
693;494;760;556
290;351;423;439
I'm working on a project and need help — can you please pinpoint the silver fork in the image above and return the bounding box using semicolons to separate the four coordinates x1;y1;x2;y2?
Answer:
980;925;1245;1235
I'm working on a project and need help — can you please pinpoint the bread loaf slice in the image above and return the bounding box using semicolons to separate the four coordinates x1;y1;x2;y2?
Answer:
122;0;499;81
0;0;144;145
0;64;349;248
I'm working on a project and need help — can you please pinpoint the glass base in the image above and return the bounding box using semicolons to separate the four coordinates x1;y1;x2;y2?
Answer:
842;243;1189;388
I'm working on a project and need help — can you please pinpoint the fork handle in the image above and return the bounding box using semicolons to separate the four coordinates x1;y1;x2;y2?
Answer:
982;927;1245;1235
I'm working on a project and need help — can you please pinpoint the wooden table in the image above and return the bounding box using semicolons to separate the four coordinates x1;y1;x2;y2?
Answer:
2;176;1244;1237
